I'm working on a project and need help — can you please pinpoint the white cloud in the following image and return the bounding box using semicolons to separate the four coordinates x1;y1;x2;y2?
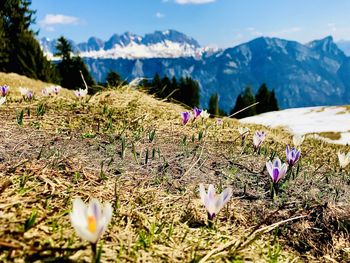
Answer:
322;24;350;41
270;27;302;37
39;14;80;31
246;27;263;37
175;0;216;4
155;12;165;18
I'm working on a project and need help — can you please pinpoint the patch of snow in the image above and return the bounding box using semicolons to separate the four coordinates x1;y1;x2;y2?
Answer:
226;61;237;68
132;60;144;76
72;41;207;59
240;106;350;145
223;69;235;74
266;38;288;54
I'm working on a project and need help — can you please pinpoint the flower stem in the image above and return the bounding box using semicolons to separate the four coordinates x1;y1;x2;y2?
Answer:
207;213;215;229
271;182;279;200
91;243;97;263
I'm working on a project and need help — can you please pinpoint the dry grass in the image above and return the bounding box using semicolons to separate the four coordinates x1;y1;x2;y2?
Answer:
1;73;350;262
317;132;342;141
0;72;74;98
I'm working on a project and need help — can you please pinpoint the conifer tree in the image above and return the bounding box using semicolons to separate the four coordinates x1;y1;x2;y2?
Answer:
146;74;199;107
208;93;219;116
255;83;270;114
160;76;172;97
180;77;200;108
55;36;95;89
230;94;244;117
269;90;279;111
171;76;180;100
106;71;122;87
0;0;58;82
230;86;256;118
150;73;162;94
255;83;279;114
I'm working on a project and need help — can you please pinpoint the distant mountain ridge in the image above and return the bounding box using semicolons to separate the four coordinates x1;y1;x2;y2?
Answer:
39;30;211;59
40;31;350;111
336;40;350;56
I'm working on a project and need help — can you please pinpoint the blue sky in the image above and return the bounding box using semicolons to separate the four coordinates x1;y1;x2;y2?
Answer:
31;0;350;48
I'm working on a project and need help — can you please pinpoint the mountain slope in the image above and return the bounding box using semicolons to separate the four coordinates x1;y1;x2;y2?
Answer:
40;32;350;111
84;36;350;111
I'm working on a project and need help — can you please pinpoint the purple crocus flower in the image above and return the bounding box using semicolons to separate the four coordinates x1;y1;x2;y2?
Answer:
253;130;266;150
42;88;49;96
199;184;232;221
216;118;223;126
266;157;288;184
1;85;9;97
193;108;202;119
52;86;61;95
286;145;301;166
181;111;192;125
27;91;34;100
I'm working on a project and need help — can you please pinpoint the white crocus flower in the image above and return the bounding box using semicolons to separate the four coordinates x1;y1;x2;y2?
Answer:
266;157;288;184
337;152;350;169
19;87;29;96
74;88;88;98
42;88;51;96
0;96;6;105
253;130;266;150
292;134;305;147
199;184;232;220
51;85;61;94
200;110;210;119
70;198;112;244
238;127;250;138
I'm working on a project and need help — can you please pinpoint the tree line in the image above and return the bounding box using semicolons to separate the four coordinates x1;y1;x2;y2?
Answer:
230;84;279;118
206;84;279;118
139;74;200;108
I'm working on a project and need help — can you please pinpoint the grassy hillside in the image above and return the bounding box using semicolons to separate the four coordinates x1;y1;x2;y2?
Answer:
1;73;350;262
0;72;73;98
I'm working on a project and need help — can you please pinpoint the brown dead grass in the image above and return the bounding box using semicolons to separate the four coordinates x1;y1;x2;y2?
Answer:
0;71;74;98
1;73;350;262
317;132;342;141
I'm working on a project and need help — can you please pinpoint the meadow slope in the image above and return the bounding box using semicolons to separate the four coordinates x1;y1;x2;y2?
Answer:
0;73;350;262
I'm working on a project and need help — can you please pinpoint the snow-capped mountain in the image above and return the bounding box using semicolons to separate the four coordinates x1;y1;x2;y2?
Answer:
82;35;350;111
39;31;350;112
39;30;214;59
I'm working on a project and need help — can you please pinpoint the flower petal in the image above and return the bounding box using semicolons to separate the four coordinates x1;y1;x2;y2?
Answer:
272;168;280;182
88;199;102;223
220;187;233;207
266;161;273;177
207;184;216;200
273;158;281;169
70;198;88;227
199;184;210;211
